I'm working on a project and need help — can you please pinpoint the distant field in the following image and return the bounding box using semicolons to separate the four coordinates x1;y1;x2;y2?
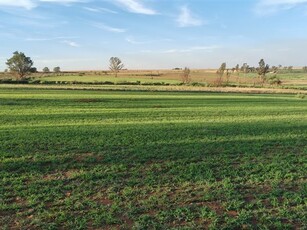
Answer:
38;75;180;84
0;88;306;229
38;70;307;88
1;69;307;89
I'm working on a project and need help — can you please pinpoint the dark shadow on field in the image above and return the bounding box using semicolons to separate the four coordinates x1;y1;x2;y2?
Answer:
0;96;303;108
1;117;306;229
1;121;306;175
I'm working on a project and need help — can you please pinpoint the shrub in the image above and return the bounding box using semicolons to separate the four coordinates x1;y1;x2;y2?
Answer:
296;93;306;99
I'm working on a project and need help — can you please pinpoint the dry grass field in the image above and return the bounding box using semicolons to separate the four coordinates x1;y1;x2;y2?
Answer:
1;69;307;89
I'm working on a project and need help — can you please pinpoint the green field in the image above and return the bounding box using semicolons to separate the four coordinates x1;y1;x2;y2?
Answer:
0;88;306;229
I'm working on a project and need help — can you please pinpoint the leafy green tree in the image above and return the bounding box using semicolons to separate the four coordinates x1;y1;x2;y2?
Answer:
6;51;34;79
302;66;307;72
53;67;61;73
257;59;269;84
109;57;124;77
43;67;50;73
30;67;37;73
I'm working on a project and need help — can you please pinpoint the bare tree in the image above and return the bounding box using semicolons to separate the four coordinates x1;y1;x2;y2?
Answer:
182;67;191;84
235;64;240;74
215;62;226;86
109;57;124;77
257;59;270;84
241;63;249;75
288;66;293;72
225;69;231;84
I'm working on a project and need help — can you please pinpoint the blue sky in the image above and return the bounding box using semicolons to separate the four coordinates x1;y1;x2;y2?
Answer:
1;0;307;70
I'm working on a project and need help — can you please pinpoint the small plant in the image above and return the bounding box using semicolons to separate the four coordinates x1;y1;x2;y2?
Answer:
296;93;306;99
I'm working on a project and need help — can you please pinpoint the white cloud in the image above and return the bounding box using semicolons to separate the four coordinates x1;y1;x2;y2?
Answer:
262;0;307;5
140;45;220;54
92;22;126;33
62;40;80;47
84;7;117;14
39;0;87;3
255;0;307;15
177;6;203;27
0;0;37;9
113;0;156;15
126;36;172;45
26;36;78;41
163;46;219;53
0;0;87;9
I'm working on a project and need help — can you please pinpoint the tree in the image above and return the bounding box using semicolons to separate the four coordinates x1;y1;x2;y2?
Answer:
53;67;61;73
6;51;34;79
257;59;270;84
109;57;124;77
288;66;293;72
215;62;226;86
43;67;50;73
235;64;240;73
241;63;249;74
302;66;307;72
218;62;226;75
271;66;278;74
225;69;231;83
30;67;37;73
182;67;191;84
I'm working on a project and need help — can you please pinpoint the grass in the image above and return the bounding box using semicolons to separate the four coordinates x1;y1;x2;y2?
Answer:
0;88;306;229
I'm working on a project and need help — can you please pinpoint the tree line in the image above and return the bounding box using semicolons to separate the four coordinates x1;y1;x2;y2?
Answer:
3;51;307;86
3;51;125;80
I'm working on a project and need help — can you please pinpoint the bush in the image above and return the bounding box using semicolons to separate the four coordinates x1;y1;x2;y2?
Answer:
0;79;29;84
115;81;141;85
296;93;306;99
268;75;282;85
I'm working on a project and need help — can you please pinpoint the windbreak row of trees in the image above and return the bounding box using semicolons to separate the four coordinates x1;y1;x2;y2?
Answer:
42;66;61;74
212;59;282;86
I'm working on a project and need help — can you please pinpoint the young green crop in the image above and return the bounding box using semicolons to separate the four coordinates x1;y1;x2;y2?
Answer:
0;88;306;229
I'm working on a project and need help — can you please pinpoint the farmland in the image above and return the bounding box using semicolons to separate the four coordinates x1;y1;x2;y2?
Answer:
0;87;306;229
33;70;307;89
1;69;307;89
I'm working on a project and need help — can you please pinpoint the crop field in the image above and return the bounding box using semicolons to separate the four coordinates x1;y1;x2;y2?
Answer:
36;70;307;88
0;88;306;229
2;69;307;89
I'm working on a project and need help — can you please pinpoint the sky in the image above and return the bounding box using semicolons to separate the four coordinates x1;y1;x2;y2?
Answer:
1;0;307;71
